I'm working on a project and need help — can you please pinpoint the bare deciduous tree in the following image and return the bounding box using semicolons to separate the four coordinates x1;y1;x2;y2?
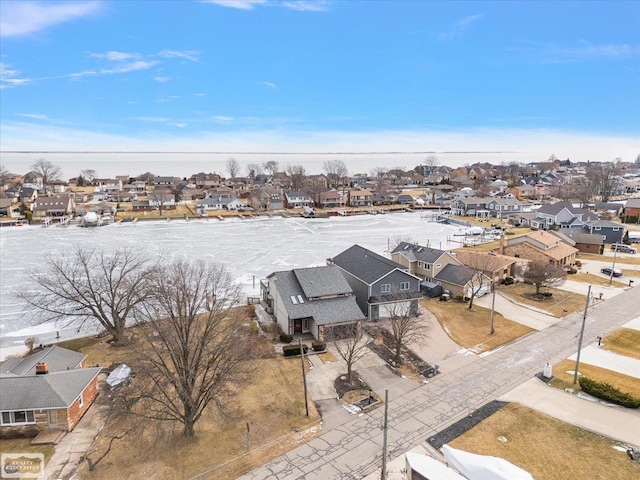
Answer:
521;260;566;295
148;189;173;216
286;164;307;191
30;159;62;188
461;253;494;310
329;321;369;383
263;160;279;176
385;295;424;366
588;162;619;202
81;169;97;183
246;163;263;179
19;246;153;344
226;157;240;178
0;164;8;189
129;260;250;438
323;160;349;188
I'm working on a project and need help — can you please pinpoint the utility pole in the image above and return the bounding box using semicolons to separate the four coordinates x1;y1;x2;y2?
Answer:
573;284;592;385
608;247;618;286
381;389;389;480
489;280;496;335
299;339;309;416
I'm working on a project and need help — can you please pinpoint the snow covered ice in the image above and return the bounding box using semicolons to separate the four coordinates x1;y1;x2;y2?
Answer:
0;212;459;356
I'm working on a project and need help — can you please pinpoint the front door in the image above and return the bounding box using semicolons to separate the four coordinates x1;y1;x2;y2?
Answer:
293;319;302;334
47;410;58;429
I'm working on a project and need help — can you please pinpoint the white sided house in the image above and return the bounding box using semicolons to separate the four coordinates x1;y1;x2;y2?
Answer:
261;266;365;341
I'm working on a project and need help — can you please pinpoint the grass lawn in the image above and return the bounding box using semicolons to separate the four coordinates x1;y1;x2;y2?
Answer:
621;268;640;278
602;328;640;361
0;438;55;464
578;253;640;265
448;403;640;480
74;354;320;480
567;272;628;288
421;298;533;353
550;359;640;398
499;283;587;317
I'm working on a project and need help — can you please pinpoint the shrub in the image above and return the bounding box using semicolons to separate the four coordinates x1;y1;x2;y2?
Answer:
279;332;293;343
503;276;514;285
439;295;448;302
312;341;326;352
542;292;553;297
579;377;640;408
567;268;577;274
283;344;309;357
575;260;582;267
454;295;465;302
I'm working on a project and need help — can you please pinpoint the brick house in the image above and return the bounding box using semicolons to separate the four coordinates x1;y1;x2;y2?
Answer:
623;199;640;224
0;346;101;438
503;230;578;267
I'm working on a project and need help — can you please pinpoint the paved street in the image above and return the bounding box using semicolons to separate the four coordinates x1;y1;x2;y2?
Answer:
238;286;640;480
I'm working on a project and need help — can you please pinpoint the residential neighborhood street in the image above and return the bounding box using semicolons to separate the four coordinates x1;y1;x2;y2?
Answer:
239;286;640;480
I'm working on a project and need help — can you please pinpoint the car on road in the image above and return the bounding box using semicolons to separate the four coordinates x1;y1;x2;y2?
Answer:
601;267;622;277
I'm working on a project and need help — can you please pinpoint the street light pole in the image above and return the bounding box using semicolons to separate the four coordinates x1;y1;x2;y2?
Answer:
573;284;592;385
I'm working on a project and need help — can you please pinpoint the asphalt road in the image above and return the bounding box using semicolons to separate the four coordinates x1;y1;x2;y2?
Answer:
238;286;640;480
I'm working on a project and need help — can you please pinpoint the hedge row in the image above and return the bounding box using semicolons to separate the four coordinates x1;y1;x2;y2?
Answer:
579;377;640;408
312;341;326;352
283;344;309;357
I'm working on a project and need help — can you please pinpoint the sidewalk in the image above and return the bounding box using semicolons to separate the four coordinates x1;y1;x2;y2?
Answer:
475;291;559;330
499;377;640;447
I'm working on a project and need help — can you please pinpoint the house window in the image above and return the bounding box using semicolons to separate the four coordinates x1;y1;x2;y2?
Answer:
400;282;410;291
78;393;84;408
1;410;35;425
417;261;423;268
381;284;391;293
426;264;431;270
595;226;601;231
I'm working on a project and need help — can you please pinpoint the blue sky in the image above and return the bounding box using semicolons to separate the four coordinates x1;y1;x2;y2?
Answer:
1;0;639;172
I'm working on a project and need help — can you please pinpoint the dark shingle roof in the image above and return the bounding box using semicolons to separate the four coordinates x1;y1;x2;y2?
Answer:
392;242;447;264
434;264;476;287
270;268;364;326
293;265;352;298
0;346;86;377
0;367;101;410
564;230;604;245
331;245;407;284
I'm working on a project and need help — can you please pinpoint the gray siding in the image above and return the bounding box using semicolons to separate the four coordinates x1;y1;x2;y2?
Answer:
371;270;420;297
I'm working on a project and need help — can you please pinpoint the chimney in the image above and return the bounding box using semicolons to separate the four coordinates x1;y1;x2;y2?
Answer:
499;234;506;255
35;362;49;375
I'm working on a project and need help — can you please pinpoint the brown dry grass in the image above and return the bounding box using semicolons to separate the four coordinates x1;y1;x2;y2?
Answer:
568;272;628;288
317;350;338;363
448;403;640;480
74;354;320;480
551;359;640;398
0;438;55;464
499;283;587;317
421;298;533;353
602;328;640;360
578;253;640;265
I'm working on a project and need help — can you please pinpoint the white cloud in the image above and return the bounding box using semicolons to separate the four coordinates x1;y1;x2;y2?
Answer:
511;41;639;63
133;116;170;123
260;81;277;90
0;1;103;37
438;13;484;41
0;62;30;89
159;50;201;63
212;115;234;122
202;0;328;11
202;0;267;10
281;1;329;12
170;123;188;128
153;75;171;83
194;93;207;96
16;113;48;120
90;51;140;62
156;95;180;103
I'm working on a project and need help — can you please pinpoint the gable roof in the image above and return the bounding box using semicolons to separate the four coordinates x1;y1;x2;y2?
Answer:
330;244;410;284
269;268;364;326
293;265;352;298
562;230;605;245
391;242;450;264
434;264;476;287
0;346;86;377
0;368;101;410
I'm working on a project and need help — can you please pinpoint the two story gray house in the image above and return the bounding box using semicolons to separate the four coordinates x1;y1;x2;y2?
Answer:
327;245;421;321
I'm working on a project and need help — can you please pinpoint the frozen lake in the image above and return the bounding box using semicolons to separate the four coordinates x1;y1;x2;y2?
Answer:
0;212;459;356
